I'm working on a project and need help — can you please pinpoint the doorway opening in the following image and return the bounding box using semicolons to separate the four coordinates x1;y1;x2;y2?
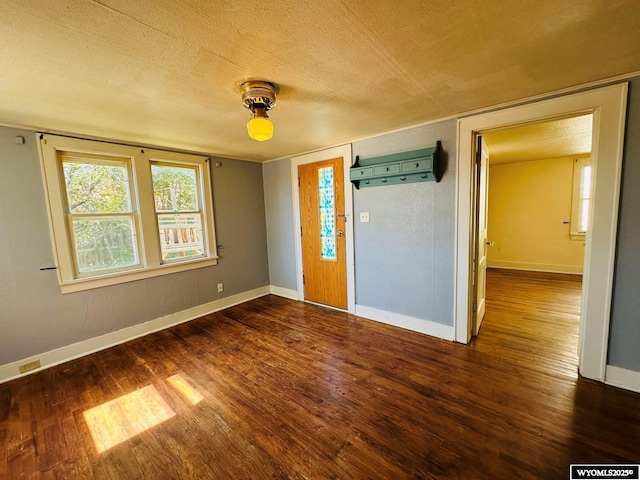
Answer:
455;83;628;382
472;114;593;368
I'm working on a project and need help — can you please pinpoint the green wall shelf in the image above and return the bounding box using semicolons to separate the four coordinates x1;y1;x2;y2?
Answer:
350;141;440;189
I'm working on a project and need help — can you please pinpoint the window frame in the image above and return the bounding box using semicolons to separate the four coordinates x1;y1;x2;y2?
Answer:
61;153;142;277
317;164;337;262
570;156;592;240
150;160;208;265
39;134;218;293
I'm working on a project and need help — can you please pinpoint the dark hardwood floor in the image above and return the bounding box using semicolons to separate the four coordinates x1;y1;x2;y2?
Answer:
1;269;639;479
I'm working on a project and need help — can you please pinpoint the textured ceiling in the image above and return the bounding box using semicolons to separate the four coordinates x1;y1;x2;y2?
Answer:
483;114;593;165
0;1;639;162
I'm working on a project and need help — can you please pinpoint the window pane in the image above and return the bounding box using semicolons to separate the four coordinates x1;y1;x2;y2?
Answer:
72;217;138;273
63;161;131;213
152;165;198;212
581;165;592;198
579;199;590;233
318;166;336;261
157;214;204;261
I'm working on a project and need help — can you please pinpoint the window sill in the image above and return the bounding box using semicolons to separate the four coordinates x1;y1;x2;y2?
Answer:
58;257;219;294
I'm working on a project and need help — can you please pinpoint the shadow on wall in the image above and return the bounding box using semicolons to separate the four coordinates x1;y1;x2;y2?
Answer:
438;141;449;181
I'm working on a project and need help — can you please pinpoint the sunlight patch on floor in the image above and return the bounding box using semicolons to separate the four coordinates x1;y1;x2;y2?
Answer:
167;374;204;405
83;385;176;453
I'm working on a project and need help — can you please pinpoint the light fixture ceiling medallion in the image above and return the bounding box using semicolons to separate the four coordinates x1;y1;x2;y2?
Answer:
241;80;276;142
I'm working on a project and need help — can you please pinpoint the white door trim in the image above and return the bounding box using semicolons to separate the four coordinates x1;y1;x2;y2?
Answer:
454;83;628;382
291;144;356;313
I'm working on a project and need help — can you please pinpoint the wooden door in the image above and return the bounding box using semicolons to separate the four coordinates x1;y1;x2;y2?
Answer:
298;157;347;309
473;135;489;336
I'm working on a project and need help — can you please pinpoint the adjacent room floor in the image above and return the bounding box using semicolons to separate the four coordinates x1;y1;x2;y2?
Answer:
1;269;639;479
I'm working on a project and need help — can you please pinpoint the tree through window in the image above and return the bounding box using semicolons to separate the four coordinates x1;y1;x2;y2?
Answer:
39;134;218;292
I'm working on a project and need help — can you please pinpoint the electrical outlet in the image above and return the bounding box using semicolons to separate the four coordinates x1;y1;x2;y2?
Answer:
19;360;41;374
217;283;224;293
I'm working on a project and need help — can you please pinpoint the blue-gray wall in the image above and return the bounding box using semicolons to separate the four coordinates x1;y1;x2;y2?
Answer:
352;120;457;325
608;77;640;371
0;127;269;365
262;120;457;326
262;159;297;291
210;158;270;294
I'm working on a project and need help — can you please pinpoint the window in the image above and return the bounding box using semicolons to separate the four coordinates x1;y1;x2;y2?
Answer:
318;165;336;261
570;156;592;238
151;163;205;262
62;154;140;275
39;134;217;293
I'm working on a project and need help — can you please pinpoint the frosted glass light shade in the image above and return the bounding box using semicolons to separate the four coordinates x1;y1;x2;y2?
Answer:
247;117;274;141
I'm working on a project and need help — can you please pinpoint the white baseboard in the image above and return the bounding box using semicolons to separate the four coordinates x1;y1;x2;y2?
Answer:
355;305;455;341
605;365;640;393
487;260;583;275
269;285;299;300
0;286;270;385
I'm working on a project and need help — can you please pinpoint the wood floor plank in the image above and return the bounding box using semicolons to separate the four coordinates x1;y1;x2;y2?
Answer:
1;268;639;478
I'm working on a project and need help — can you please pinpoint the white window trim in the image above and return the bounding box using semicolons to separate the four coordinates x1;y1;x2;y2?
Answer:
570;156;592;239
38;134;218;293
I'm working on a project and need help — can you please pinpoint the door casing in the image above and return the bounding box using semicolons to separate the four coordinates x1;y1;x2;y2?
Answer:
291;144;355;313
455;83;628;382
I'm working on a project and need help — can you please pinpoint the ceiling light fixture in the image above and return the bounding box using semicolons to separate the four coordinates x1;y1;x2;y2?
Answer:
241;80;276;142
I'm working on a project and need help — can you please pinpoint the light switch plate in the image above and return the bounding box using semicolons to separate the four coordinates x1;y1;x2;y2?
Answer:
360;212;370;223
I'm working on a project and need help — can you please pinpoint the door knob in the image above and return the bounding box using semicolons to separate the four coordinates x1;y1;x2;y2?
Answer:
337;231;344;237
